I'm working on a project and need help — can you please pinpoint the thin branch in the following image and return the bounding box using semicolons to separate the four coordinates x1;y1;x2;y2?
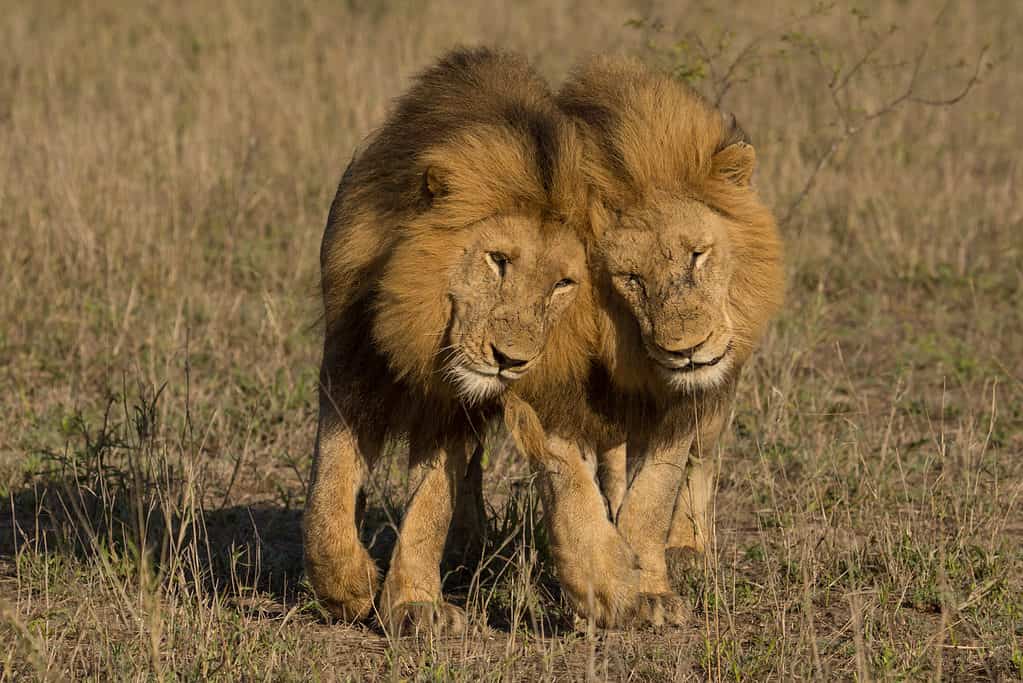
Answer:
860;39;929;123
908;47;989;106
713;34;763;106
833;25;895;95
782;36;988;227
780;135;847;227
704;2;838;107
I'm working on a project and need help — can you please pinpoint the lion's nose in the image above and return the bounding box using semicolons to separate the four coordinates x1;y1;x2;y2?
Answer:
655;333;711;359
491;344;529;371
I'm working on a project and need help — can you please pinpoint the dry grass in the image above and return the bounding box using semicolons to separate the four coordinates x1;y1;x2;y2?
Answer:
1;0;1021;680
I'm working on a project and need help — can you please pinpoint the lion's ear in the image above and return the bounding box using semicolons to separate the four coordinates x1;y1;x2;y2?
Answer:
713;113;756;186
422;166;447;202
713;141;756;186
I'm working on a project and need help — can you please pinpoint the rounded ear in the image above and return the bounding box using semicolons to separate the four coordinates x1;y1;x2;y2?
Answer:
713;112;755;186
713;141;756;186
422;166;447;201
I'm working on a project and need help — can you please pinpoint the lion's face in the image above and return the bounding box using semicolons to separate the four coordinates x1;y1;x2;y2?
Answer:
600;196;736;392
444;214;585;404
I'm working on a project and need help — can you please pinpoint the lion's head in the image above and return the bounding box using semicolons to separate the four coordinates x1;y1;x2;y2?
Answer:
322;48;589;411
441;214;585;403
374;190;587;405
559;56;784;394
599;195;740;391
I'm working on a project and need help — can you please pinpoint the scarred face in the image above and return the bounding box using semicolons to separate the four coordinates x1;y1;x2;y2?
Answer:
444;213;586;404
600;195;736;392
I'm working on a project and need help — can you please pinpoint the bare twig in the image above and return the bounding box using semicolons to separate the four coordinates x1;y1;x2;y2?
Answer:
635;3;991;228
907;47;989;107
780;137;845;227
782;41;988;227
708;3;837;107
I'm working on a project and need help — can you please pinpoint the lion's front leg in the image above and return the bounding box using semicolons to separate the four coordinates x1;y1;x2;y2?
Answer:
378;434;472;636
614;434;694;623
665;454;713;585
303;403;382;622
664;410;725;587
534;436;657;628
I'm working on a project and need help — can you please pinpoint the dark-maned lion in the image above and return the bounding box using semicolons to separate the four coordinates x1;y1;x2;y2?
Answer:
507;55;784;626
304;47;590;634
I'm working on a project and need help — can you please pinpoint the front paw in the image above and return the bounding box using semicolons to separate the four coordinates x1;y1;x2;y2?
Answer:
630;592;689;627
304;542;380;622
557;532;645;628
564;582;689;629
380;600;467;638
559;536;691;629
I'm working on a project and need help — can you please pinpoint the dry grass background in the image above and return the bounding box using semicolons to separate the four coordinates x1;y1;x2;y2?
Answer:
1;0;1021;680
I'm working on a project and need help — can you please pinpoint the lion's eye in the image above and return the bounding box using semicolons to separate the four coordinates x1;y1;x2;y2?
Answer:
624;273;645;294
553;277;576;292
692;247;711;268
487;251;509;277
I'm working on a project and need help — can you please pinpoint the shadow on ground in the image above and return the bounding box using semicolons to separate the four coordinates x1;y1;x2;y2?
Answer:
0;474;569;633
0;480;306;602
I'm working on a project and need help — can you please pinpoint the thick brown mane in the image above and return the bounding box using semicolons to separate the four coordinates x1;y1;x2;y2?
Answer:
318;47;585;441
557;56;784;395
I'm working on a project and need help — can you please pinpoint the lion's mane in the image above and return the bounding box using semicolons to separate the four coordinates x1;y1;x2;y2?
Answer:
558;55;784;397
319;47;586;442
511;56;785;451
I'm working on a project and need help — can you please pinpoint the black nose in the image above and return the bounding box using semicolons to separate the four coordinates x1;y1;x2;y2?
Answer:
491;345;529;371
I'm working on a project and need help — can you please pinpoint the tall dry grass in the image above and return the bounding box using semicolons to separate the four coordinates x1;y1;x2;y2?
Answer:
1;0;1020;679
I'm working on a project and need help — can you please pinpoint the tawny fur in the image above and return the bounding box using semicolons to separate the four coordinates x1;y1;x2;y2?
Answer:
304;47;590;633
319;47;590;437
507;56;785;624
558;55;785;399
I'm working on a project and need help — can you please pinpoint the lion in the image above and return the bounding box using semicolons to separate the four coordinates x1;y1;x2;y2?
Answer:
506;55;784;626
303;47;592;635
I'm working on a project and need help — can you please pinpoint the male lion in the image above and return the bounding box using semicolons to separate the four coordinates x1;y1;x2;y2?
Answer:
304;48;590;634
507;56;784;626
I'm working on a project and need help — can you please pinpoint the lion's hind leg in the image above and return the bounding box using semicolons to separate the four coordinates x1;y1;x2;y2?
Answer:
446;442;486;570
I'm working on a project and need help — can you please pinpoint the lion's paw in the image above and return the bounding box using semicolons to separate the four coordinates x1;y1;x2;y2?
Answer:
381;600;467;638
558;541;646;628
305;543;380;623
631;591;689;628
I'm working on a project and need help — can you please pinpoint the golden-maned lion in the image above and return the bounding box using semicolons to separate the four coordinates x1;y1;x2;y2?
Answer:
508;55;784;627
303;47;591;634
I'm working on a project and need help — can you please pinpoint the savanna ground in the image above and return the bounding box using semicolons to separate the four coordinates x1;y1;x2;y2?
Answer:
1;1;1021;680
